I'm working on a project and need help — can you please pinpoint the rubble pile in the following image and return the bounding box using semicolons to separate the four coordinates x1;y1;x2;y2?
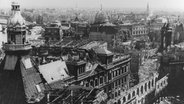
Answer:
139;58;158;82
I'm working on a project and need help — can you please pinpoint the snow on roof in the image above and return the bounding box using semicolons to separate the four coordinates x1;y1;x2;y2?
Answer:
80;41;101;50
122;41;131;45
21;57;32;69
38;60;69;84
100;22;116;27
0;18;7;24
94;47;112;55
61;26;70;30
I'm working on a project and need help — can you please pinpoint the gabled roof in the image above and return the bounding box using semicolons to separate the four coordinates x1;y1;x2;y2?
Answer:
38;60;69;84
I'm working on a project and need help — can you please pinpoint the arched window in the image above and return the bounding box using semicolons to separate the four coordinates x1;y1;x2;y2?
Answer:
123;97;126;103
132;91;135;97
145;83;147;92
148;81;151;89
128;93;131;100
137;88;139;95
141;86;143;94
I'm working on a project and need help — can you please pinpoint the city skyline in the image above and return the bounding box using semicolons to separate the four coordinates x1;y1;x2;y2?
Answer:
0;0;184;11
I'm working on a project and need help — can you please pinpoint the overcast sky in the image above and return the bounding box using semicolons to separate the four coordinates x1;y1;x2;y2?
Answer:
0;0;183;11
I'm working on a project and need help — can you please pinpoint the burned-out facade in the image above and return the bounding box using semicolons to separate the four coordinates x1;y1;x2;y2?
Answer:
0;1;182;104
39;41;132;103
44;21;63;44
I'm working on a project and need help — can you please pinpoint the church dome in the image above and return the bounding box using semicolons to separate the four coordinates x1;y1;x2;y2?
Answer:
94;10;108;24
7;2;26;27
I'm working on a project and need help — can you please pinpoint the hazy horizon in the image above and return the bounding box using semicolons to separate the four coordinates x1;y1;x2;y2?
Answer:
0;0;184;11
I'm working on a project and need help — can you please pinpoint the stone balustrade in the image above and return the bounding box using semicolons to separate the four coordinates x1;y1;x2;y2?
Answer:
3;43;32;51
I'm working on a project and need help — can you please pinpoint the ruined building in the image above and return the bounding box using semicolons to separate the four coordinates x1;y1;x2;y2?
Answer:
160;23;172;52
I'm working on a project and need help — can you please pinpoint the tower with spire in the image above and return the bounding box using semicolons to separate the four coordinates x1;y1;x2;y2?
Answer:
146;3;150;17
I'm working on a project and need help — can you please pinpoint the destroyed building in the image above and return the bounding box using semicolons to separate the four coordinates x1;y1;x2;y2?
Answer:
36;41;132;103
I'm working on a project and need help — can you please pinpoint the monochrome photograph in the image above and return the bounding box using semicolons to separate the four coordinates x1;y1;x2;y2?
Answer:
0;0;184;104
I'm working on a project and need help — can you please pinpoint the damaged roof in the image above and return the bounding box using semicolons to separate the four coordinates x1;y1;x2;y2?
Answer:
20;56;45;103
38;60;70;84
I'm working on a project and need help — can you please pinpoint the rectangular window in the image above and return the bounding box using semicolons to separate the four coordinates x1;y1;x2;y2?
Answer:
95;79;98;86
115;92;117;97
125;66;128;72
118;79;120;86
112;83;114;89
90;80;94;87
112;71;115;78
80;68;82;74
81;67;84;73
115;70;118;76
115;81;118;87
122;78;124;83
122;78;124;87
119;69;121;75
117;69;119;76
122;67;124;74
104;75;107;83
108;73;112;80
78;68;80;75
100;77;103;84
124;76;127;82
118;90;121;96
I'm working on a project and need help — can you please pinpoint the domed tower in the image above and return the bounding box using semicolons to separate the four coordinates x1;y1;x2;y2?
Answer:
94;7;108;24
2;1;31;70
7;2;27;45
0;2;45;104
